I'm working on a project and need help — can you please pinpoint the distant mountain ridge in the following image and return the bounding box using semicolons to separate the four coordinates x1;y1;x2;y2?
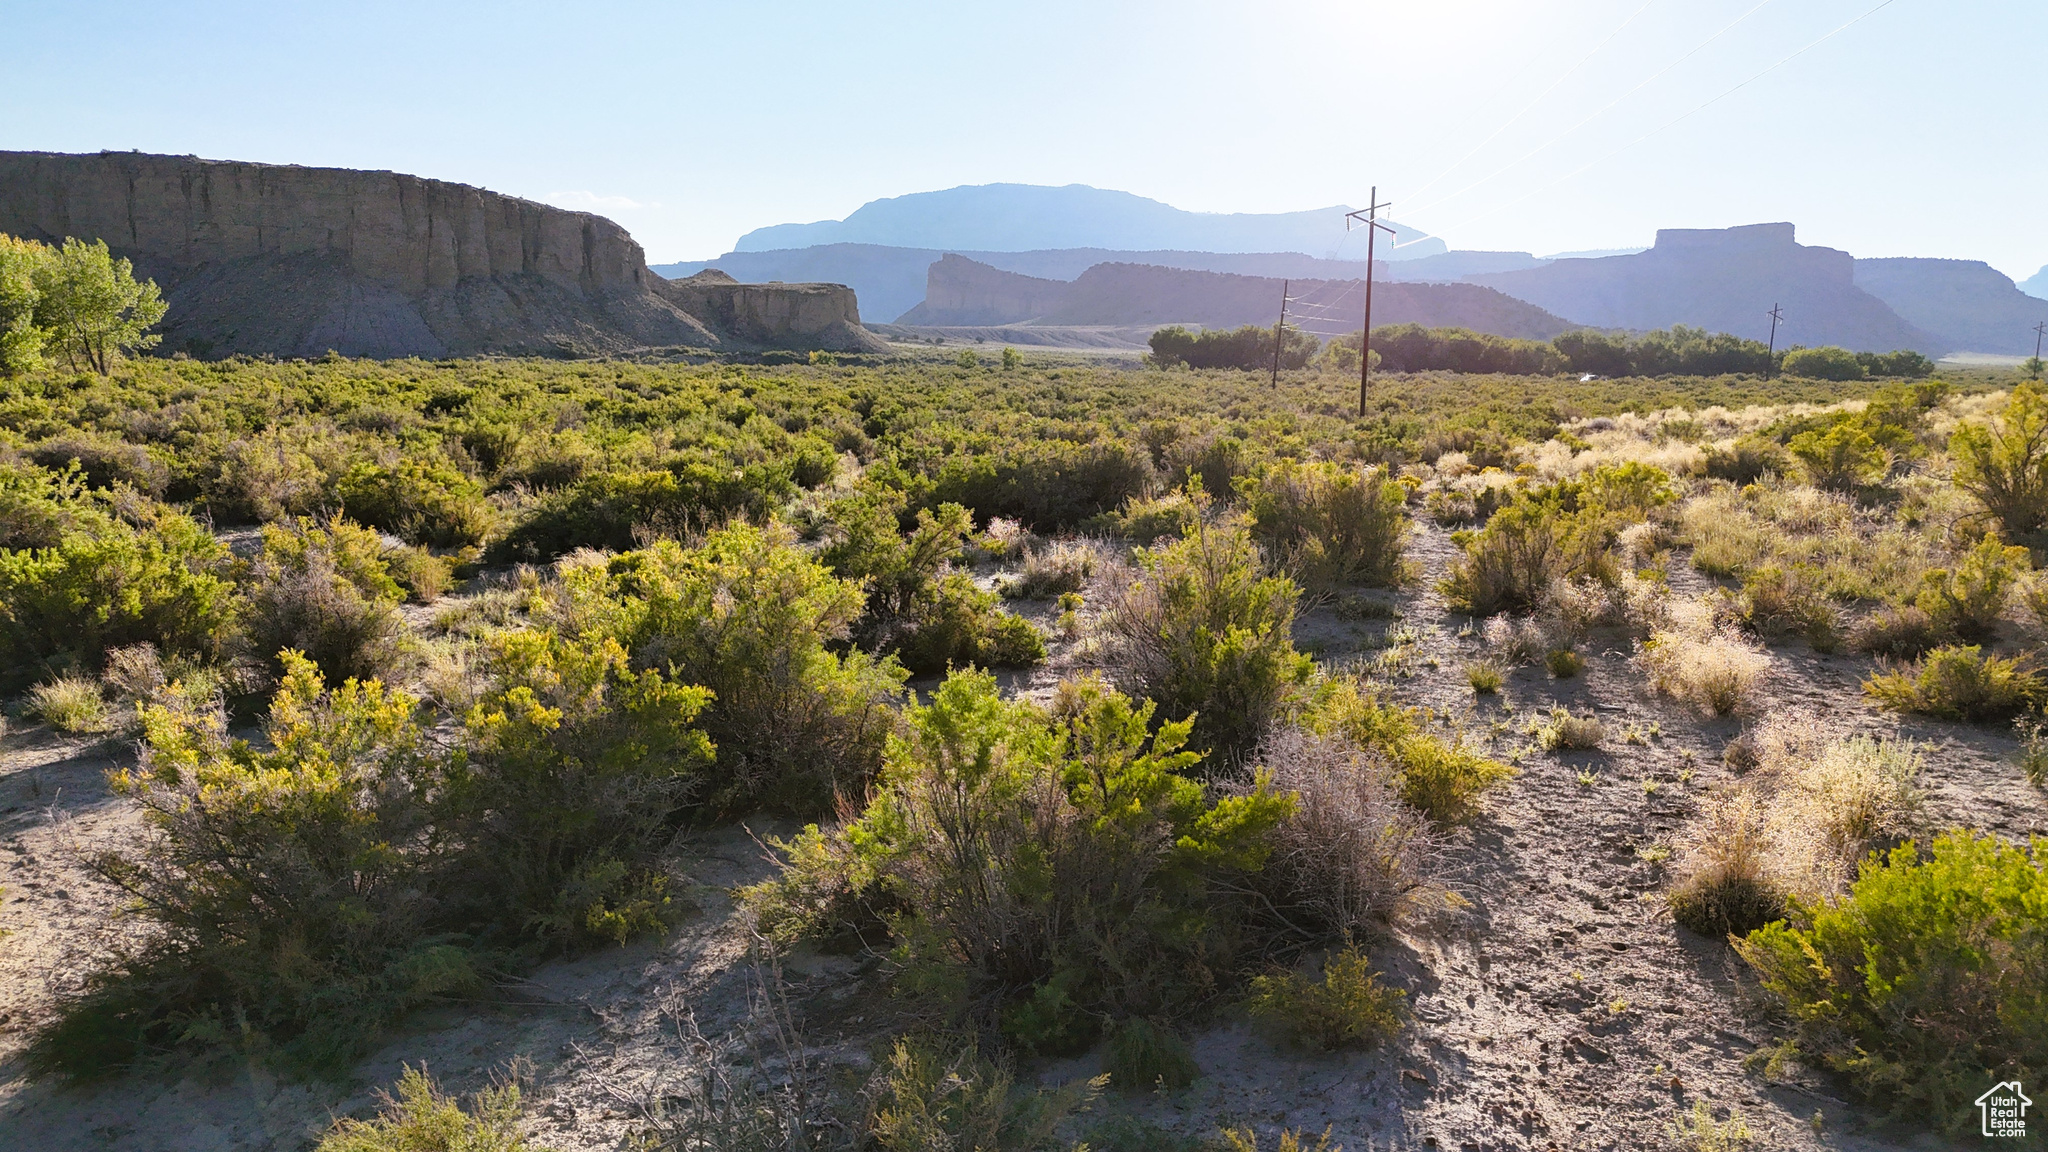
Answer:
1852;258;2048;357
732;183;1446;261
2023;265;2048;301
1469;224;1937;354
652;246;1543;325
899;255;1575;339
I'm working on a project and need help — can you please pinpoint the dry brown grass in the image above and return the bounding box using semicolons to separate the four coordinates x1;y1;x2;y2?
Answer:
1244;728;1442;942
1669;712;1924;936
1638;612;1770;716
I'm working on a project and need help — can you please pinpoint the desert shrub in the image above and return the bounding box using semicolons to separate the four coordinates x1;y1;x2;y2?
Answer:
1786;421;1885;491
452;628;714;945
868;1035;1098;1152
1543;647;1585;678
1671;717;1924;938
1244;942;1406;1052
1703;437;1789;485
1097;520;1314;761
1639;622;1768;716
336;458;493;548
1481;613;1551;665
744;671;1291;1050
1738;563;1839;648
243;517;409;683
315;1066;541;1152
1236;460;1408;592
40;658;473;1075
1393;738;1513;825
1666;1099;1754;1152
1736;831;2048;1130
1221;1130;1336;1152
36;644;713;1077
1913;533;2030;641
1668;791;1789;938
0;460;100;551
1533;707;1603;751
1003;538;1100;599
1952;381;2048;541
1441;463;1674;616
0;510;236;687
1849;604;1943;658
384;545;455;603
1781;346;1868;382
1296;679;1512;824
27;674;108;733
1439;501;1560;616
1094;488;1201;546
1464;660;1503;694
826;494;1044;674
490;462;797;562
1863;644;2045;723
1246;729;1439;944
203;428;330;523
1104;1017;1200;1094
29;435;169;496
932;440;1157;532
560;524;908;815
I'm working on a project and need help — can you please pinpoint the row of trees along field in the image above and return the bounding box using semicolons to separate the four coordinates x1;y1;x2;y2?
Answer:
1148;321;1938;381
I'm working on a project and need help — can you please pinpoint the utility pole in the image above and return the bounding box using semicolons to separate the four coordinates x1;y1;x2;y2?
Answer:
1344;187;1396;417
1766;303;1784;378
1270;279;1291;389
2033;320;2046;379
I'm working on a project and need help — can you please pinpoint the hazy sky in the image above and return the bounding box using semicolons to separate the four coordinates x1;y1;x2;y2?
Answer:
6;1;2042;277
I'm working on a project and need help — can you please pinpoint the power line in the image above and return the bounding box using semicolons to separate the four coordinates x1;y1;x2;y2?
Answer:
1345;189;1397;417
1767;303;1785;377
1270;279;1291;388
1416;0;1906;236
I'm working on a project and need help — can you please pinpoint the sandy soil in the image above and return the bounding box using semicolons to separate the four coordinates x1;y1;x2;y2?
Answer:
3;522;2038;1151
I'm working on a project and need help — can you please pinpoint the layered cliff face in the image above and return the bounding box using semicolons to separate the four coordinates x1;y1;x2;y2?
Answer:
1852;258;2048;356
0;151;881;358
1469;223;1937;354
899;255;1576;340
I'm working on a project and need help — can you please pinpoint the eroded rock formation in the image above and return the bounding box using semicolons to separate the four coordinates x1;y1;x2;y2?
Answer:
0;151;882;358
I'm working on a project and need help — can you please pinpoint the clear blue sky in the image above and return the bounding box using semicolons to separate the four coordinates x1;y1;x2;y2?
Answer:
4;0;2042;278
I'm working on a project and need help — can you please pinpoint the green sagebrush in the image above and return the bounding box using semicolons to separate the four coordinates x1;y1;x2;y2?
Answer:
1737;831;2048;1131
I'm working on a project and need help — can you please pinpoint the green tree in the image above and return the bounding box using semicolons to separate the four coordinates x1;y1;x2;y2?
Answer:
0;234;53;376
1780;345;1868;382
31;237;167;375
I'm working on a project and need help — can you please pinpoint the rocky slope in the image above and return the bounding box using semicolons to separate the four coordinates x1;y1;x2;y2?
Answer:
0;151;881;358
899;255;1578;339
1852;257;2048;356
1469;224;1936;355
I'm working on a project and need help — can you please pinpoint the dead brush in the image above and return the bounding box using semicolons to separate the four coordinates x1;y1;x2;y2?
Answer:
1001;538;1102;600
1638;609;1769;717
1236;728;1443;944
1481;613;1552;665
1668;712;1925;937
1532;707;1604;751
